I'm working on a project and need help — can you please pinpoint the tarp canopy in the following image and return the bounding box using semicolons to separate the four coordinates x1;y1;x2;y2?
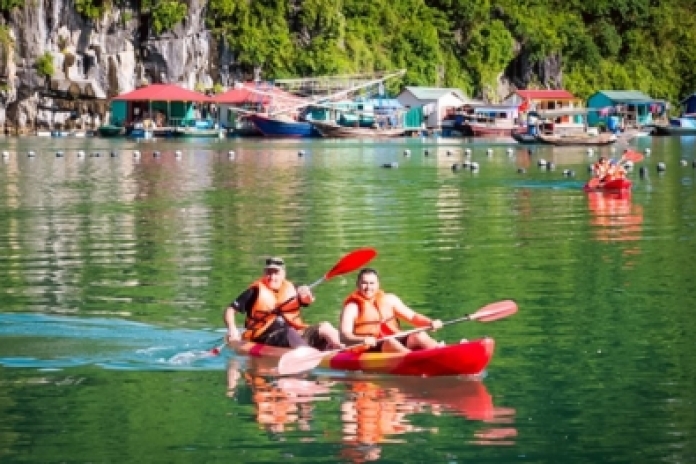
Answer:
212;83;306;105
112;84;211;102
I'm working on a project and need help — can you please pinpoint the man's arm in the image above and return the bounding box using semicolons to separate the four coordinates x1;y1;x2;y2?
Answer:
390;294;443;329
224;287;257;341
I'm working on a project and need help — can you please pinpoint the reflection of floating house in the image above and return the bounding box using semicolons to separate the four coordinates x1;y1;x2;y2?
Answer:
109;84;215;138
586;90;666;129
651;93;696;135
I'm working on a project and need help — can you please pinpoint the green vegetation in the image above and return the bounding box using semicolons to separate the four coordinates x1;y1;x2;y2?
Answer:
149;0;188;35
34;51;54;78
0;0;23;12
74;0;104;20
203;0;696;103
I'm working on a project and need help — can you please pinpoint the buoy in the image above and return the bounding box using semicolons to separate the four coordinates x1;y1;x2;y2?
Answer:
228;150;235;159
623;160;634;170
656;162;666;172
462;160;471;168
446;149;453;156
110;151;118;157
91;152;100;157
639;166;647;177
28;151;36;157
56;151;64;157
175;150;182;159
680;159;688;167
486;148;493;156
77;150;85;158
404;149;411;157
469;161;479;171
645;148;651;155
423;149;429;156
298;150;306;157
133;150;141;159
588;164;594;173
537;159;547;167
2;151;9;159
587;148;594;156
517;168;526;174
562;169;575;177
381;162;398;169
451;163;460;172
153;151;160;158
464;148;472;157
506;147;514;155
546;162;555;171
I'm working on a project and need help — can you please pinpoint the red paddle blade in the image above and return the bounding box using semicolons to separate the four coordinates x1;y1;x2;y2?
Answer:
622;149;644;163
469;300;518;322
587;178;600;189
324;248;377;281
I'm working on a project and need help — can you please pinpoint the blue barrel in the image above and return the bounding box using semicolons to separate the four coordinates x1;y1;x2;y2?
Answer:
608;116;619;132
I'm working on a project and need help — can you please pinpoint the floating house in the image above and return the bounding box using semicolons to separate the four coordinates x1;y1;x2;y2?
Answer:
109;84;214;138
586;90;666;129
396;87;468;132
504;90;584;123
651;93;696;135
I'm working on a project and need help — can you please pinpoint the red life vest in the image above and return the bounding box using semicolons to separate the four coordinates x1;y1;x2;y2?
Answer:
242;278;307;340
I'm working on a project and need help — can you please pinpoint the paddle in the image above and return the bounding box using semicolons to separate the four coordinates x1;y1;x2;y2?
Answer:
277;299;518;376
209;247;378;355
621;149;644;163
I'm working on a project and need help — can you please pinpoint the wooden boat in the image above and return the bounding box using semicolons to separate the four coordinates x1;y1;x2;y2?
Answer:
230;337;495;377
583;178;632;192
511;131;539;144
310;120;405;138
651;115;696;135
97;124;124;137
537;132;617;146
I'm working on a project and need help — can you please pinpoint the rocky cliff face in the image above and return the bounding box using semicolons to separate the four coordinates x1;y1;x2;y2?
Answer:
1;0;227;133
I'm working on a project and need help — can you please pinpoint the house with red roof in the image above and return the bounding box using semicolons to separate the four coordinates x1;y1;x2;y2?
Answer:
504;89;584;125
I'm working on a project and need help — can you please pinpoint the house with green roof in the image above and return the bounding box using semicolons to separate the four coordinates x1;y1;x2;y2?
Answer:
397;86;471;131
586;90;667;129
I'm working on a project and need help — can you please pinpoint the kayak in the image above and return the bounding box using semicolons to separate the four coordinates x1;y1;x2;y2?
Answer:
230;337;495;377
583;178;632;192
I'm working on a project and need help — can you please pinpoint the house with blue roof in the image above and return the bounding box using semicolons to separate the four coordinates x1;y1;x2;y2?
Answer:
586;90;666;129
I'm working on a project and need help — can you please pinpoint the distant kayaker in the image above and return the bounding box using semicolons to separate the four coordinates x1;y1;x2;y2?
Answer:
224;256;343;350
339;268;444;353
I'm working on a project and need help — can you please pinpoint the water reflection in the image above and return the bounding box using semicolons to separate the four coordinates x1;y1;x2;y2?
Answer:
586;191;643;242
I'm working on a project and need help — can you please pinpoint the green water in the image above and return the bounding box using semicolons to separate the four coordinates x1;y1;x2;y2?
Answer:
1;135;695;463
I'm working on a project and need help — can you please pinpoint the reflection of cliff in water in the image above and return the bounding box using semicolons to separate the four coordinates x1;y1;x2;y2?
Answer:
587;191;643;243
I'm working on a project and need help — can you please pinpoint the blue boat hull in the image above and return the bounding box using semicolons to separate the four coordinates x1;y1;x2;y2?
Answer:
249;115;319;137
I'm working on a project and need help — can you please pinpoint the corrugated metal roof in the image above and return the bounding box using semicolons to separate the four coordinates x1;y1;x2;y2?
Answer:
402;86;466;101
594;90;655;102
516;89;577;99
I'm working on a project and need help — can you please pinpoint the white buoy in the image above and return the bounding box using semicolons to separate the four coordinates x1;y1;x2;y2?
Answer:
77;150;85;158
56;151;64;157
298;150;306;157
2;151;9;159
587;148;594;156
446;149;453;156
228;150;235;159
175;150;182;159
537;159;547;167
404;149;411;157
486;148;493;156
28;151;36;157
469;161;479;171
657;162;666;172
506;147;513;155
680;159;688;167
133;150;141;159
645;148;652;155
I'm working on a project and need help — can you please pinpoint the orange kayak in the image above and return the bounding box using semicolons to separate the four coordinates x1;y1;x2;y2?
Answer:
584;178;632;192
230;337;495;377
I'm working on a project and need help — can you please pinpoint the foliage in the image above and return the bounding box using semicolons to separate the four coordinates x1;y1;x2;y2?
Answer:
35;52;54;78
195;0;696;104
74;0;103;20
0;0;23;12
213;82;224;94
150;0;187;35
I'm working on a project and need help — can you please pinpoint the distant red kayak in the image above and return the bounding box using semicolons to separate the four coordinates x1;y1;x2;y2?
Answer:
583;178;632;192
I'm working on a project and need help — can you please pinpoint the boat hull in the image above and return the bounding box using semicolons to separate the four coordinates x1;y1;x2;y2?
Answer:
511;131;539;144
248;114;319;137
537;133;617;146
583;178;633;192
310;121;404;138
651;124;696;135
231;337;495;377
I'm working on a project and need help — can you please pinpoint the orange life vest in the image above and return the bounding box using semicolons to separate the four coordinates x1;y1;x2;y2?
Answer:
343;290;400;337
242;278;307;341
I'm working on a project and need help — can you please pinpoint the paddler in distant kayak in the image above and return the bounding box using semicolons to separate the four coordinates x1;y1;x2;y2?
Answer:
339;268;444;353
224;256;343;349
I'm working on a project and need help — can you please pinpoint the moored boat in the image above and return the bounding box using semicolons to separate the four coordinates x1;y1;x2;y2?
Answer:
310;120;405;138
231;337;495;377
248;113;319;137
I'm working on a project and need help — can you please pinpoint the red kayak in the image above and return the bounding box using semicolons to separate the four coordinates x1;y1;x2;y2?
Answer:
231;337;495;377
583;178;632;192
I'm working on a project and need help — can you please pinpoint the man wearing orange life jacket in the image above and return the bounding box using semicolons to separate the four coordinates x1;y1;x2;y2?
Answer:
224;257;342;349
339;268;444;353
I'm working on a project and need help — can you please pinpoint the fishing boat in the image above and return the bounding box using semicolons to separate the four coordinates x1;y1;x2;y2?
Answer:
583;178;632;192
97;123;125;137
310;120;405;138
230;337;495;377
247;113;319;137
651;115;696;135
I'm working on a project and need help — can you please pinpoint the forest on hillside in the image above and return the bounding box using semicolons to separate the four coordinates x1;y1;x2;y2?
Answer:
204;0;696;104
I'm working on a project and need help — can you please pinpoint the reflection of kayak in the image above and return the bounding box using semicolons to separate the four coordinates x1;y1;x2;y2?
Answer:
231;337;495;377
583;178;632;192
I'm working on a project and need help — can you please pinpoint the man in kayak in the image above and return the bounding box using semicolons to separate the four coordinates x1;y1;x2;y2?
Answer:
224;256;343;350
339;268;444;353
